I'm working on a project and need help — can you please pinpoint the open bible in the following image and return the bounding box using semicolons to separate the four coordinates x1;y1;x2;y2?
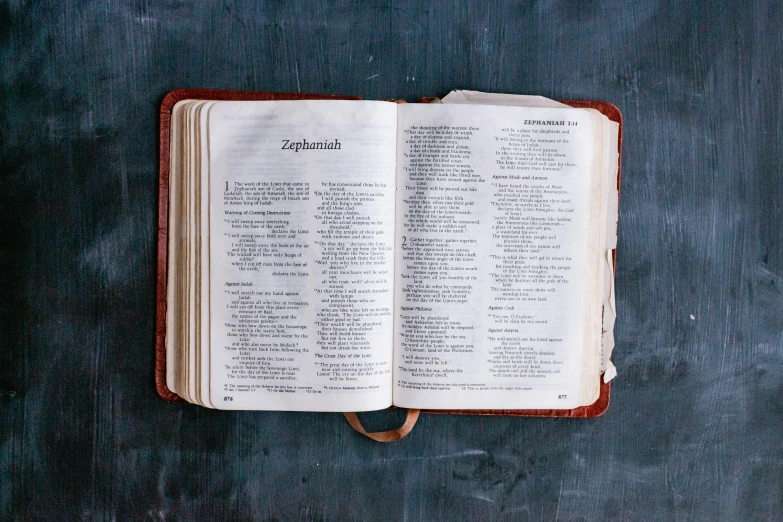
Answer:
158;90;621;416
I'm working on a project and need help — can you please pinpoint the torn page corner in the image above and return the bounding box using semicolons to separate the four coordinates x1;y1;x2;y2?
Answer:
603;361;617;383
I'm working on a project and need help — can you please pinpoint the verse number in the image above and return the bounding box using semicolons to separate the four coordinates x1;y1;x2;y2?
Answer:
223;396;234;402
401;236;407;247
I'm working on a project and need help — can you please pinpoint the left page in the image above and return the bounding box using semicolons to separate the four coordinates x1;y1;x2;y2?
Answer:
206;100;397;411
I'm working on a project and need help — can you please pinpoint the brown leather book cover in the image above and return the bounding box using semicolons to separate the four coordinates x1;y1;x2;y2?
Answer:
156;89;622;418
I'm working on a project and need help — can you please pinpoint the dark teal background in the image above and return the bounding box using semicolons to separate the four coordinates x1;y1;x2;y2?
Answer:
1;1;781;520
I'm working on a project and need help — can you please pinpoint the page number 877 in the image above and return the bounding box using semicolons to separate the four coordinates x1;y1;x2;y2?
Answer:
558;395;567;399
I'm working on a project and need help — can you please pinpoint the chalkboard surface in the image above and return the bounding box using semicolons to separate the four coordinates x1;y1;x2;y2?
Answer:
1;1;781;520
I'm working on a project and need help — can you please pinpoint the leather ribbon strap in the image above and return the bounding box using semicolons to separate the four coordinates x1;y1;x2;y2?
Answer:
343;409;420;442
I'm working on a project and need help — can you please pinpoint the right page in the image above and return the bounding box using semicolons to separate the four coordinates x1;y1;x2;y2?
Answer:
393;103;602;410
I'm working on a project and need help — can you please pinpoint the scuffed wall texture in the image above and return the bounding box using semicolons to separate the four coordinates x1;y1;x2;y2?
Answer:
1;0;781;520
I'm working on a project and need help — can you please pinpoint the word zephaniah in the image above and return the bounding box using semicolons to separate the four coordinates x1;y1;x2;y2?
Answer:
281;138;342;152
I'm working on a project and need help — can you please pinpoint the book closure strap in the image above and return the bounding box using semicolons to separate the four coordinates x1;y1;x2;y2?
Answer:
342;409;420;442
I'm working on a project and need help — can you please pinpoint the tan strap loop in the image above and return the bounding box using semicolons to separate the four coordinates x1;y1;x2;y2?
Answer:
343;409;420;442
